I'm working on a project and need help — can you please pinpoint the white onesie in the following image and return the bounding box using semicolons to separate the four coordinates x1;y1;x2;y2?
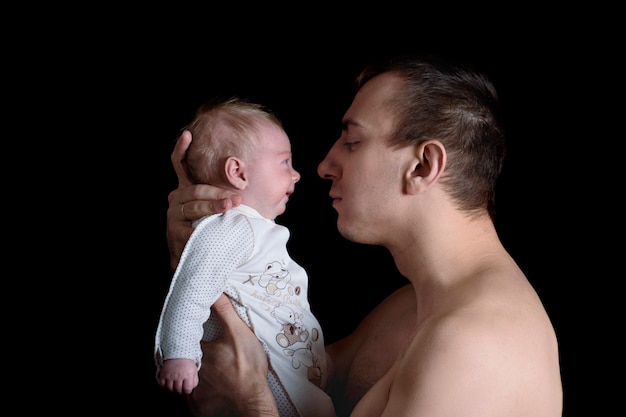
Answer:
155;204;335;417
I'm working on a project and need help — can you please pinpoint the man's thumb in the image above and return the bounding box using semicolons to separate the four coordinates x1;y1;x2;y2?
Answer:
211;293;243;333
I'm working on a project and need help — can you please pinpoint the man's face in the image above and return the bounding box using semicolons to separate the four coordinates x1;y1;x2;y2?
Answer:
317;73;414;245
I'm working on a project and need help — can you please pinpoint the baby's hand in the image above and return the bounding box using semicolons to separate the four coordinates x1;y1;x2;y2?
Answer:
158;358;199;394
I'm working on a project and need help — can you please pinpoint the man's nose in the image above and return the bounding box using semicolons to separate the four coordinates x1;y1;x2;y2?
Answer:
317;155;336;179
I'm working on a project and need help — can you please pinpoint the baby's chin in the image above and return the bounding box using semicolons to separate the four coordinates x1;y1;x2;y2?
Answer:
271;204;288;220
274;208;286;219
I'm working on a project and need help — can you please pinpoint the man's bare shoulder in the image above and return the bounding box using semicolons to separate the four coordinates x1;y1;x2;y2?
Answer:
387;281;562;416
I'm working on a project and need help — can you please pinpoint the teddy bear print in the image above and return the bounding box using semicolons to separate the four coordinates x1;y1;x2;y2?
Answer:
244;261;291;296
271;304;310;348
284;343;325;388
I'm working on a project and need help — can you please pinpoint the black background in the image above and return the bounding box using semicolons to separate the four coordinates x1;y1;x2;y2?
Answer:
38;12;615;416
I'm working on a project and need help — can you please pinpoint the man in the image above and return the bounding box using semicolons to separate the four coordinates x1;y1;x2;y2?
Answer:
165;55;563;416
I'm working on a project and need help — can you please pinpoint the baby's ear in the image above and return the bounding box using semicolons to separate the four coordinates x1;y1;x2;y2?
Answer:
225;157;248;190
405;140;446;194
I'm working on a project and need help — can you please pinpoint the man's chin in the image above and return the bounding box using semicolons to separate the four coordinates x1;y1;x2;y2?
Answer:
336;222;356;242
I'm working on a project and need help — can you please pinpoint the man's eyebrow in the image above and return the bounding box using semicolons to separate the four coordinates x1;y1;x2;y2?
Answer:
341;119;363;131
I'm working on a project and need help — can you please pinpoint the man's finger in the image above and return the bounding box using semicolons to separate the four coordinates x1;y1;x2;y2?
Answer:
171;130;193;187
210;293;248;337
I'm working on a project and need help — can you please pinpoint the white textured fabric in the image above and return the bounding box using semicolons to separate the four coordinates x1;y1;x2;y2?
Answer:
155;205;335;417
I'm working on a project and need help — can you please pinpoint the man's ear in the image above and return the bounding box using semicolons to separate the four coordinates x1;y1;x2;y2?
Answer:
225;156;248;190
405;140;446;194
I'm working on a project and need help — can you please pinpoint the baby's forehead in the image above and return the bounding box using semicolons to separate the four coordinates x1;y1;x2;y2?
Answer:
254;120;290;142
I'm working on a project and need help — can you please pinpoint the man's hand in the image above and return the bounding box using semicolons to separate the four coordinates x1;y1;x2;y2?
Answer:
166;130;242;271
186;294;278;417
